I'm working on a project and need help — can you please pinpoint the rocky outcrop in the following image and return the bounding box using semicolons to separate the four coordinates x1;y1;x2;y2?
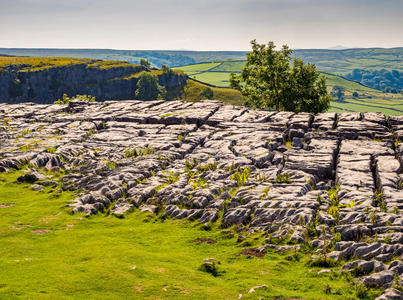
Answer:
1;101;403;298
0;63;187;103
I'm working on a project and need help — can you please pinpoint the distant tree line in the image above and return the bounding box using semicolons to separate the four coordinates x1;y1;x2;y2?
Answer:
346;69;403;94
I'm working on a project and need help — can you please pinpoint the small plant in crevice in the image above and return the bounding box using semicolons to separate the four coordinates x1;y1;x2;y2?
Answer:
327;205;340;221
255;172;270;183
334;232;342;243
275;171;292;184
106;161;116;170
197;160;217;173
45;147;56;154
17;128;31;138
124;147;155;158
391;206;401;214
260;186;271;200
392;273;403;292
305;222;318;238
369;210;378;224
184;158;199;170
164;172;179;185
231;167;251;187
327;183;340;206
373;190;387;212
191;177;209;190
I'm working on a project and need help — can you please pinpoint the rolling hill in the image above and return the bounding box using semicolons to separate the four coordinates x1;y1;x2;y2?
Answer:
1;47;402;73
173;61;403;115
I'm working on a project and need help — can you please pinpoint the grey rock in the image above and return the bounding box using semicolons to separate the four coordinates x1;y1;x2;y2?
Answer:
248;285;268;293
17;173;39;183
376;288;403;300
361;270;395;288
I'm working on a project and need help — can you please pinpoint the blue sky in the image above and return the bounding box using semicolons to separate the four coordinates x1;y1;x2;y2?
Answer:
1;0;402;50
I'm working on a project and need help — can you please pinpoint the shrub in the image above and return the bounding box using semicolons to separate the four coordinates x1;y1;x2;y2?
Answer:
199;87;213;99
199;259;221;277
355;282;368;298
124;147;154;158
392;206;401;214
310;255;337;268
231;167;251;186
327;206;340;221
276;172;292;184
369;210;378;224
191;177;209;190
45;147;56;154
327;184;340;206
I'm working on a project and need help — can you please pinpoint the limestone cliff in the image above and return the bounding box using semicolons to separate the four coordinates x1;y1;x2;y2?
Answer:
0;63;187;103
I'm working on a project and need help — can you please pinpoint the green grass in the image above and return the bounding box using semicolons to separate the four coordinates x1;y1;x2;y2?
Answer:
182;79;243;105
0;56;137;73
329;100;403;115
173;62;221;73
0;169;377;299
188;72;232;87
210;60;245;72
322;72;378;92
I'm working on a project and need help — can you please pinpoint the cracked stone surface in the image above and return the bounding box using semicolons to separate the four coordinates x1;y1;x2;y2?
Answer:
1;100;403;296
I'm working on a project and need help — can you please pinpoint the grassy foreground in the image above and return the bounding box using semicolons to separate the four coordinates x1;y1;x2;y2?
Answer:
0;170;378;299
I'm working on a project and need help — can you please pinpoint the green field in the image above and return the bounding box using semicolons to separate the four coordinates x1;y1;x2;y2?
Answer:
0;169;380;299
293;48;403;75
174;61;403;115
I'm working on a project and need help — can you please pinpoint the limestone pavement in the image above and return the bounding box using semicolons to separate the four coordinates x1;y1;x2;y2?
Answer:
1;99;403;297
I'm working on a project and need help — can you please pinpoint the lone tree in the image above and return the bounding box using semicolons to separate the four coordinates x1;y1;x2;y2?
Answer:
230;40;331;113
331;86;345;102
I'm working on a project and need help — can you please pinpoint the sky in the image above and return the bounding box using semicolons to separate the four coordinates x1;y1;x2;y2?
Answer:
1;0;402;51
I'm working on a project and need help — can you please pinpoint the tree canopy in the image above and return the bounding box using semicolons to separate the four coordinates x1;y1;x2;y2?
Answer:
135;72;162;100
230;40;331;113
140;58;151;70
330;86;345;102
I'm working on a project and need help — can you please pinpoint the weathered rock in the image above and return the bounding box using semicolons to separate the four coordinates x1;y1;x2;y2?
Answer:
17;173;39;183
248;285;268;293
376;288;403;300
361;270;395;288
